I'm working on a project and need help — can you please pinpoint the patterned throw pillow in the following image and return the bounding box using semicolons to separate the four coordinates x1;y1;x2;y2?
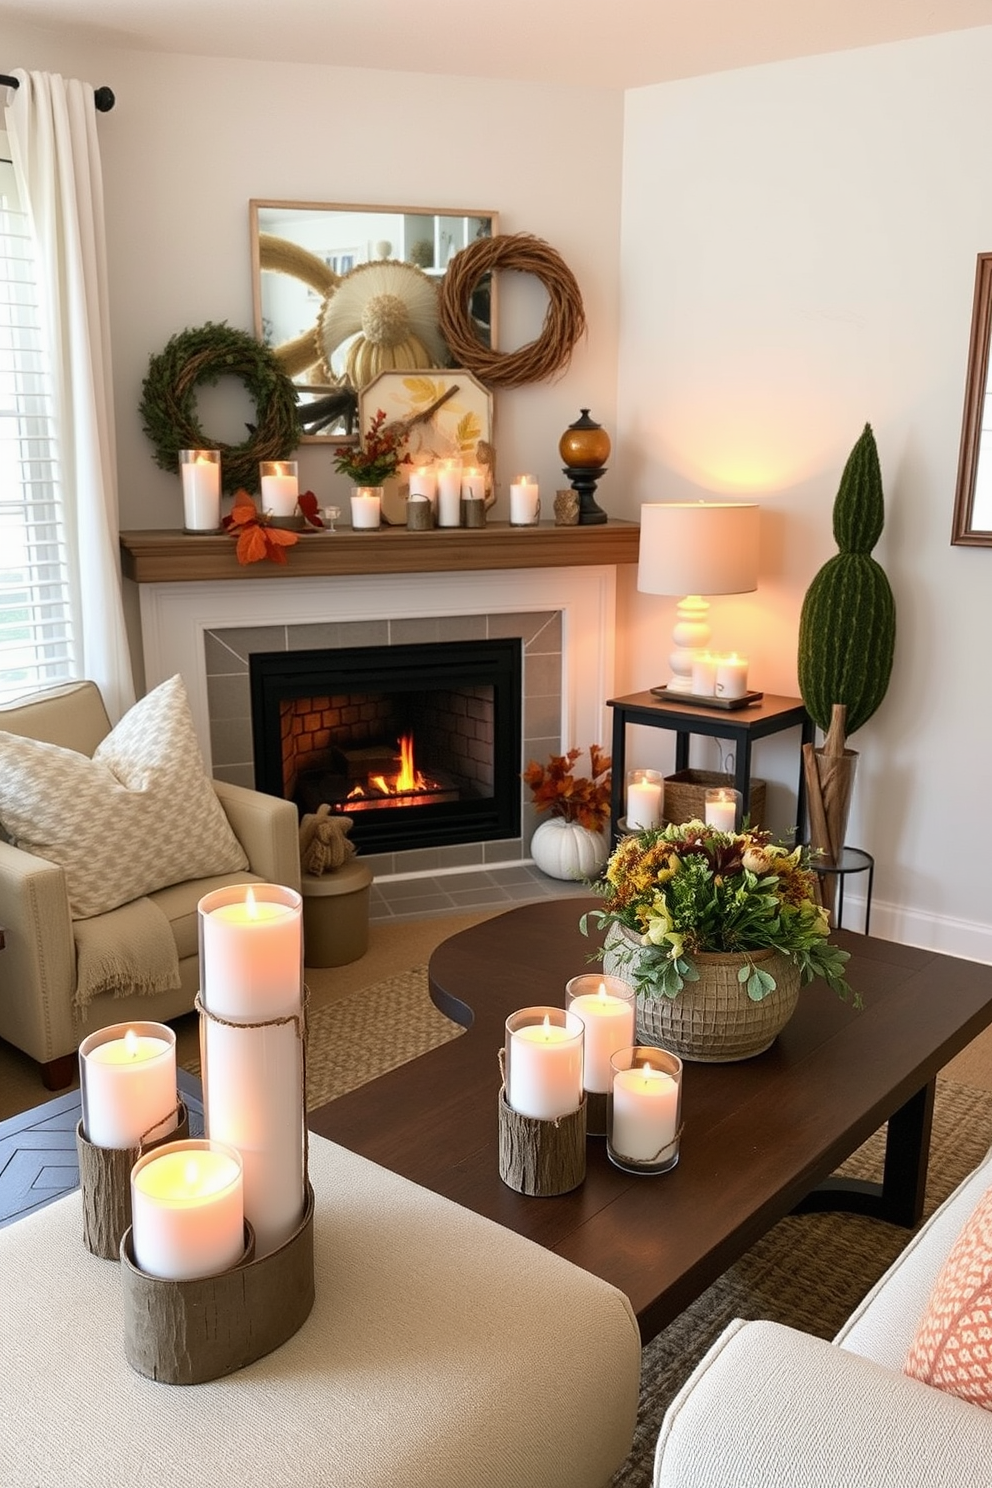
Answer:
0;674;248;918
904;1185;992;1409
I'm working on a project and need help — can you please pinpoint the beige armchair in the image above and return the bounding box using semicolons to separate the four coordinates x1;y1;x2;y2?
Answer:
0;680;300;1089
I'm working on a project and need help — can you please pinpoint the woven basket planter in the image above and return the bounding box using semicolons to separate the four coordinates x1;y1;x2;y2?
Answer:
664;769;766;829
604;925;800;1062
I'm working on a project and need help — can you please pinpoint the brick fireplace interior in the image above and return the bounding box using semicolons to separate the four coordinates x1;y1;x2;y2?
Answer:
249;638;522;855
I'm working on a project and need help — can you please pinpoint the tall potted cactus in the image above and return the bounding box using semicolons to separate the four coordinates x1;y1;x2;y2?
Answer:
797;424;896;912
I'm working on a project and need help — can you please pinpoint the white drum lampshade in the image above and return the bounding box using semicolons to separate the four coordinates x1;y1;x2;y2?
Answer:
637;502;760;693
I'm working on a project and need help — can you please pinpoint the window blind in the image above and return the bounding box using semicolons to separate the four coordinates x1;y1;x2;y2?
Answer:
0;131;75;703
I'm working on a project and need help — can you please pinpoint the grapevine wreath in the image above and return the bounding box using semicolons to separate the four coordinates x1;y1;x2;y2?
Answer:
438;232;586;388
139;322;301;494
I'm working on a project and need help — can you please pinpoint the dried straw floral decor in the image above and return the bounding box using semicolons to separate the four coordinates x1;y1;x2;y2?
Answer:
439;233;586;388
139;322;301;494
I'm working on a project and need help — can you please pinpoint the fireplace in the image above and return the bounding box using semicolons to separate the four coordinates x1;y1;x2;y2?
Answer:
250;639;522;854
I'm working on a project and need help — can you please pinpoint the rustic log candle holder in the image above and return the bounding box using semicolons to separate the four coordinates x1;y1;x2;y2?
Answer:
497;1089;586;1196
584;1090;609;1138
75;1101;190;1261
120;1180;316;1385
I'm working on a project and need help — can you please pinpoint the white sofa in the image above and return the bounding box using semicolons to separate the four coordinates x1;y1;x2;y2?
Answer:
653;1142;992;1487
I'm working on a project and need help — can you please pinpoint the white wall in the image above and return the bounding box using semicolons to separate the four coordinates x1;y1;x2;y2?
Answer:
8;17;992;957
615;27;992;958
4;20;624;526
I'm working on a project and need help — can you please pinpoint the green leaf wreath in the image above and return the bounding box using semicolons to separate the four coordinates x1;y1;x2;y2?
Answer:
139;321;301;495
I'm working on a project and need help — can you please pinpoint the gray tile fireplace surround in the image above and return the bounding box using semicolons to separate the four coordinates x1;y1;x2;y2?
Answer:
203;609;586;921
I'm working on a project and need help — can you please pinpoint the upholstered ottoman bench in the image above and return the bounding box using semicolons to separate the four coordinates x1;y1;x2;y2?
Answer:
1;1133;640;1487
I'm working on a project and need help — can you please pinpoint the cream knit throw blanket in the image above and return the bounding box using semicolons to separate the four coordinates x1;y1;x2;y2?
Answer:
73;897;181;1011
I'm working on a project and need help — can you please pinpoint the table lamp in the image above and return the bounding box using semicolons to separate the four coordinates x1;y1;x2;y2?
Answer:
638;501;760;693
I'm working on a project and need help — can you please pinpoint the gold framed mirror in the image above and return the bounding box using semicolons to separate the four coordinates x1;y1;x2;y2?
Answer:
952;251;992;545
250;200;498;441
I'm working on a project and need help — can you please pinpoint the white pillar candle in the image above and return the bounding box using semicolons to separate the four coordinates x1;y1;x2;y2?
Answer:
509;476;540;525
408;464;438;503
611;1063;679;1162
506;1009;583;1121
200;887;302;1019
180;452;221;531
626;780;663;830
691;653;718;696
462;466;487;501
437;460;463;526
130;1139;244;1280
715;653;749;699
566;977;636;1095
350;487;382;529
199;884;305;1257
79;1022;178;1149
259;460;299;516
704;788;739;833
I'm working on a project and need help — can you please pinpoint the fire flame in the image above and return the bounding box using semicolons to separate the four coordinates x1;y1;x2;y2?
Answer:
349;735;429;801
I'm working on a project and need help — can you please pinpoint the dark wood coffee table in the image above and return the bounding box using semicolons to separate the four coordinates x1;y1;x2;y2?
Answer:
310;898;992;1342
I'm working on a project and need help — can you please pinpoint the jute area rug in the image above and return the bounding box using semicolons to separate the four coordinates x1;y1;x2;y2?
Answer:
196;969;992;1488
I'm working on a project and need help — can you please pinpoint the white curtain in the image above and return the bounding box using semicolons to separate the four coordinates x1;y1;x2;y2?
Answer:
8;70;134;721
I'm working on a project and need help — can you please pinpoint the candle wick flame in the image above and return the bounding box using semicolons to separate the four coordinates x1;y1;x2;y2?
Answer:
123;1028;139;1059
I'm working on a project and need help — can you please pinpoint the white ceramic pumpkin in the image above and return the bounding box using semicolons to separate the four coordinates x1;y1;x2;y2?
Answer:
529;817;610;881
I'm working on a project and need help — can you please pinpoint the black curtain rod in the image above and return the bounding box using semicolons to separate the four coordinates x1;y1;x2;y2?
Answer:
1;75;115;111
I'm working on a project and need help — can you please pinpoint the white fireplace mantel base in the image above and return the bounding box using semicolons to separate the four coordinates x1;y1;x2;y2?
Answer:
136;565;618;777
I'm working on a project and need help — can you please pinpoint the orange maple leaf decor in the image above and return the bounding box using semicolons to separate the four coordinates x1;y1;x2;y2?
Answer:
223;489;300;565
522;746;612;832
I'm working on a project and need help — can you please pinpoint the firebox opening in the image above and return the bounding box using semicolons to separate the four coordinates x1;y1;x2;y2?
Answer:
250;640;522;854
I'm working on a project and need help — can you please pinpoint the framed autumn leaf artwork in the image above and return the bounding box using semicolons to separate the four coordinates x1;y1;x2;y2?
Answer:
358;369;495;523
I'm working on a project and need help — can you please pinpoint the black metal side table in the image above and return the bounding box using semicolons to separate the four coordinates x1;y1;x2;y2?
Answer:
811;846;875;934
607;690;814;844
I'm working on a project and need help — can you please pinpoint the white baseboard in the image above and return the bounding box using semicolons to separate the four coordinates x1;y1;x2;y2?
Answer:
843;893;992;967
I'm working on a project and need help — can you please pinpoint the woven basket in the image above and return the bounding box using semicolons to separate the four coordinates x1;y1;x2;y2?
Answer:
663;769;766;829
603;925;799;1062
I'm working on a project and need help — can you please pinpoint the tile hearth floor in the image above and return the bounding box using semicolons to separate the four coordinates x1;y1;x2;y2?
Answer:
369;864;591;924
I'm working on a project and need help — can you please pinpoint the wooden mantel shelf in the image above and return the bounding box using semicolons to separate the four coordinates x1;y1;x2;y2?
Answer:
119;520;640;584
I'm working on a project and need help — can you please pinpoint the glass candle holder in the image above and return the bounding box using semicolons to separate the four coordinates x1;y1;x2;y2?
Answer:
436;460;463;526
509;475;541;526
704;786;742;832
350;486;382;529
690;652;718;696
715;653;749;700
565;975;636;1097
197;883;305;1258
130;1138;245;1280
79;1021;179;1149
259;459;299;517
178;449;221;533
607;1046;682;1175
625;768;664;831
408;463;438;519
504;1006;584;1121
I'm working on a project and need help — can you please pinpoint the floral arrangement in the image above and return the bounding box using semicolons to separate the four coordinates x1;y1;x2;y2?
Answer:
581;820;855;1005
332;408;409;486
223;489;323;564
522;746;611;832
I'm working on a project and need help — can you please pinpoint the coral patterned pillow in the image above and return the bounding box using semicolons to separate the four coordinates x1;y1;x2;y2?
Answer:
904;1186;992;1409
